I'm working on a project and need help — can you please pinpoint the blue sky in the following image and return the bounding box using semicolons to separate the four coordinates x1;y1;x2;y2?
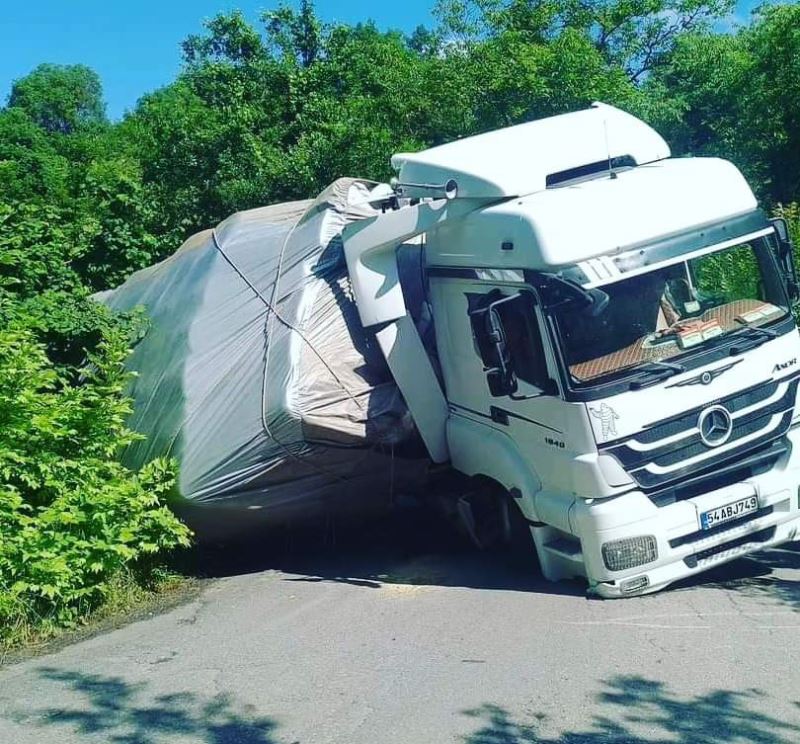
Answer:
1;0;758;121
1;1;435;119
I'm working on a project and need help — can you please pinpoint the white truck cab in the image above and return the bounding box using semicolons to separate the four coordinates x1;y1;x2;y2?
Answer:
343;103;800;597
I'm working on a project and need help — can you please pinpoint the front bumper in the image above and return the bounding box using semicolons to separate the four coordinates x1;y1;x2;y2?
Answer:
573;430;800;598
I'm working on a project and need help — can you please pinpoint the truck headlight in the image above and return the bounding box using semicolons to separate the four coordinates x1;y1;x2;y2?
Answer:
602;535;658;572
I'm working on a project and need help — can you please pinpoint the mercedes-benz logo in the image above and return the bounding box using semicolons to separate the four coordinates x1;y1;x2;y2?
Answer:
698;405;733;447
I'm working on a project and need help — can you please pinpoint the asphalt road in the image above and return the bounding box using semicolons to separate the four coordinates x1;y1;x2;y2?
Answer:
2;509;800;744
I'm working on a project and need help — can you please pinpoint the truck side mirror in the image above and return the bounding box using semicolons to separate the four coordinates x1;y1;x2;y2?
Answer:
484;306;518;397
770;217;799;301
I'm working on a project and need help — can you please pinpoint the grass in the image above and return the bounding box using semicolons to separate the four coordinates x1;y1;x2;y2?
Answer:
0;562;199;664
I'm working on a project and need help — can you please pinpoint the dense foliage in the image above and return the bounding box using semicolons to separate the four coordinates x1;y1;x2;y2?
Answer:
0;328;190;638
1;0;799;641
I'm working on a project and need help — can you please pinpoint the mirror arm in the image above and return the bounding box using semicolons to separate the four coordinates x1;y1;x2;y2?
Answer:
770;217;799;301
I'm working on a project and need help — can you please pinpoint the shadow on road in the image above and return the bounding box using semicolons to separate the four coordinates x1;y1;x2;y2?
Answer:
9;667;278;743
12;670;800;744
671;542;800;608
181;502;800;603
184;503;587;597
462;675;800;743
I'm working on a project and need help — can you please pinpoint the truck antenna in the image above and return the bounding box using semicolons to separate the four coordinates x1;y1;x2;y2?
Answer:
603;119;617;180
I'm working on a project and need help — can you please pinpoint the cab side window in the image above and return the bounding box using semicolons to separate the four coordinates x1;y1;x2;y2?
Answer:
467;289;550;392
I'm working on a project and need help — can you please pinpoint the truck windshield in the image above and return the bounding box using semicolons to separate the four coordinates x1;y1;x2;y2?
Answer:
554;236;790;386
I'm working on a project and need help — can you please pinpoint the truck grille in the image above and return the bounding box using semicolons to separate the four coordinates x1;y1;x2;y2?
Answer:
646;440;786;507
683;526;776;568
600;374;799;490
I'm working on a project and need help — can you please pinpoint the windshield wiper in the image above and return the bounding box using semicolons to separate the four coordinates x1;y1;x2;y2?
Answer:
627;360;685;390
728;324;779;355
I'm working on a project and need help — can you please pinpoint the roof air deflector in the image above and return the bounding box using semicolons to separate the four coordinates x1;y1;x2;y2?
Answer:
391;103;671;200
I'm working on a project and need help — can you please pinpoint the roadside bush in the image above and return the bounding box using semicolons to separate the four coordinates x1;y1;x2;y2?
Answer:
0;326;191;644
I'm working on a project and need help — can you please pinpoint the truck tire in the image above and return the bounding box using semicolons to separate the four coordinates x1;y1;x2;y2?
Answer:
504;494;540;566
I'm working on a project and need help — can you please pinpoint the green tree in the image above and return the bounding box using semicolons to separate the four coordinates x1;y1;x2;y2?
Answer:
182;9;265;64
743;4;800;203
0;108;71;203
7;63;107;134
73;157;169;290
649;3;800;204
264;0;323;67
0;200;128;369
434;0;733;80
406;24;442;55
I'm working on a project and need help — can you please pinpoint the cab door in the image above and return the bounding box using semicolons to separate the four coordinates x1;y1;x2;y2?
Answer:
429;276;585;499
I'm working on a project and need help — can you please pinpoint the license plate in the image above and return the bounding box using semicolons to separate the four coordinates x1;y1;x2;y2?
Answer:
700;495;758;530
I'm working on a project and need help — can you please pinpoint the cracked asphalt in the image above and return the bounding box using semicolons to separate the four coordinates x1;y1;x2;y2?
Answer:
2;509;800;743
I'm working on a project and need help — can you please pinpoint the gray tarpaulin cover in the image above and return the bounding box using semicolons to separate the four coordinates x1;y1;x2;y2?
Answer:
98;179;427;536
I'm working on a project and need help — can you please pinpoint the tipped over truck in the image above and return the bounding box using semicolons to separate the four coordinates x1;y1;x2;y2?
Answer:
101;103;800;597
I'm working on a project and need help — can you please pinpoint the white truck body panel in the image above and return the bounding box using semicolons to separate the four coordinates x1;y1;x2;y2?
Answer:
425;158;759;270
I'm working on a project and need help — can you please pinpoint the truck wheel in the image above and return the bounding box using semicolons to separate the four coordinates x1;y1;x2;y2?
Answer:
433;476;538;568
455;490;500;549
504;494;539;565
455;480;537;563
